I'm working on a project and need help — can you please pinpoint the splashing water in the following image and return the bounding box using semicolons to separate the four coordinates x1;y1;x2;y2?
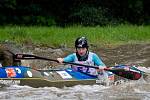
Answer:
0;78;150;100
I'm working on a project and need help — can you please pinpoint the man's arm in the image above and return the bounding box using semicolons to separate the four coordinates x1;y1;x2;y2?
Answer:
93;53;106;67
57;53;75;63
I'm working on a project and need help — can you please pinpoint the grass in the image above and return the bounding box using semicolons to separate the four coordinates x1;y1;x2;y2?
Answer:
0;25;150;48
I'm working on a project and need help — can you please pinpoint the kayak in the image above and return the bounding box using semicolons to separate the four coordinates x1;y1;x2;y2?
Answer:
0;65;117;88
0;64;141;88
0;53;143;88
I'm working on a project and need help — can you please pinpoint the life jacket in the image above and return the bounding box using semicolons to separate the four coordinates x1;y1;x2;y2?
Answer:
71;52;98;76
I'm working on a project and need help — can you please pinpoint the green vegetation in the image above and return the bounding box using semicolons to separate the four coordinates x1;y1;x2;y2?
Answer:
0;0;149;26
0;25;150;48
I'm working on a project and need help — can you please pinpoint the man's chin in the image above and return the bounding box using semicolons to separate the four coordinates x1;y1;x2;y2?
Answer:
79;54;84;56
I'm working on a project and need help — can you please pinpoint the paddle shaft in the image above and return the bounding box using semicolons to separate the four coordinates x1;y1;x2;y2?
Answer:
15;54;100;69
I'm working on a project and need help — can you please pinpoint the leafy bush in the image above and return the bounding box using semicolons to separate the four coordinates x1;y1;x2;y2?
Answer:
22;16;56;26
70;6;119;26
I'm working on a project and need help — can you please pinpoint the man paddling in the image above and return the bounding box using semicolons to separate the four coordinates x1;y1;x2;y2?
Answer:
57;37;107;77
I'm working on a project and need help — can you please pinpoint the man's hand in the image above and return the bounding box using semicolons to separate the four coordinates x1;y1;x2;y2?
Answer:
97;66;106;72
57;58;64;64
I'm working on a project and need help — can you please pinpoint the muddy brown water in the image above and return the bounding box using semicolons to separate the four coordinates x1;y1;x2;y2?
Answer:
97;43;150;67
0;42;150;100
1;42;149;68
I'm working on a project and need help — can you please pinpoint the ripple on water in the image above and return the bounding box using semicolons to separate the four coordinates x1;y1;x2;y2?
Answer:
0;80;150;100
0;84;109;100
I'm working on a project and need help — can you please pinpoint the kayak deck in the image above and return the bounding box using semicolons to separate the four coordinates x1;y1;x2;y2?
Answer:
0;66;114;88
0;65;140;88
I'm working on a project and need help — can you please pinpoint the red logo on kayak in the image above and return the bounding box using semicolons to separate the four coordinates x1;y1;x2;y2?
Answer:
5;68;16;78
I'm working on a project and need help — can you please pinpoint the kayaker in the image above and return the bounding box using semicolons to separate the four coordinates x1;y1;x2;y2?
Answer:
57;37;106;76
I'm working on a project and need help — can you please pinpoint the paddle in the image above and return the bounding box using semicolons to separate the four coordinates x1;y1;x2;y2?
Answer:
130;66;150;74
14;54;142;80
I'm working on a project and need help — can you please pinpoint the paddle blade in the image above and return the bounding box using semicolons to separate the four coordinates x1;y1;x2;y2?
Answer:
106;68;142;80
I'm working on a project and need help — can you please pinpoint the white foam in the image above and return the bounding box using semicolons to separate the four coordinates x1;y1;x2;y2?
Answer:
0;82;149;100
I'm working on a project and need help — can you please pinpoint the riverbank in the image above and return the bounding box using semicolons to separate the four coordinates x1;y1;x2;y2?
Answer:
0;25;150;48
0;25;150;68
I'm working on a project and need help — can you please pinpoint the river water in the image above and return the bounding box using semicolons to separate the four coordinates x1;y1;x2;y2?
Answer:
0;78;150;100
0;43;150;100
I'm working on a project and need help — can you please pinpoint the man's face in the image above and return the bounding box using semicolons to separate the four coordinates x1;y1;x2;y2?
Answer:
76;48;87;56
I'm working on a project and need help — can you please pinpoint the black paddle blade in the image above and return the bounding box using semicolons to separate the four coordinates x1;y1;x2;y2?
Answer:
107;69;142;80
14;54;36;59
14;54;59;62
